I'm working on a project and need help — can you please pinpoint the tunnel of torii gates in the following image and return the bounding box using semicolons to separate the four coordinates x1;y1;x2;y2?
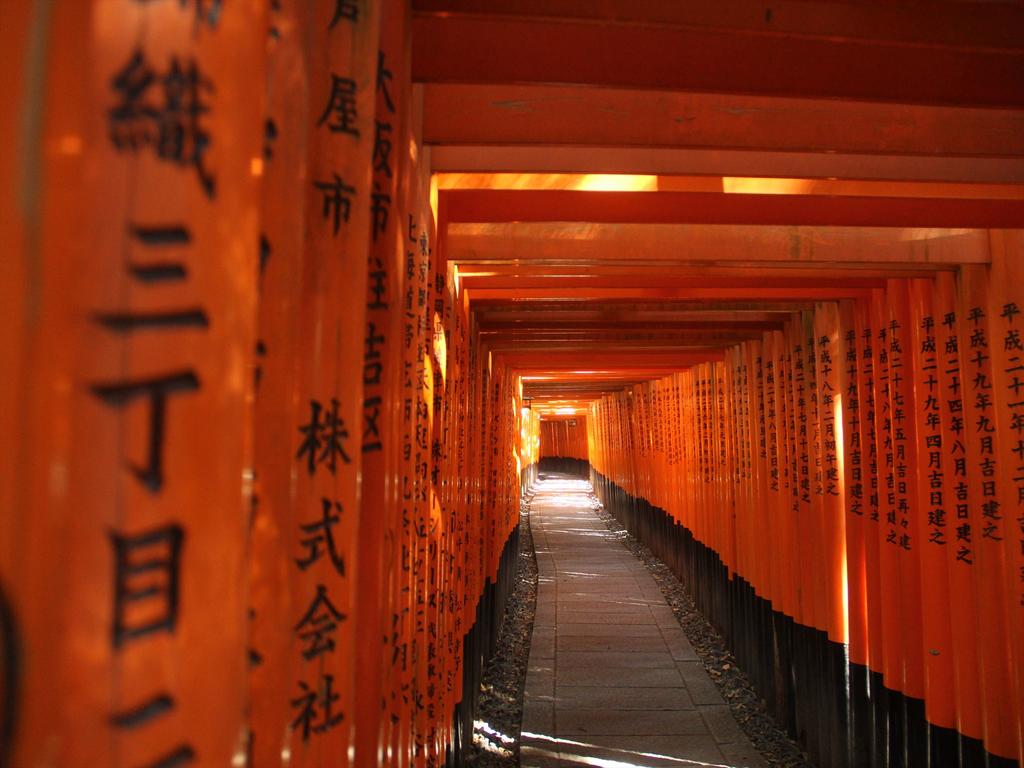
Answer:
3;1;1024;768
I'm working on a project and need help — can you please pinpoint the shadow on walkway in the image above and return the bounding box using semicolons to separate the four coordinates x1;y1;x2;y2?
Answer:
521;473;767;768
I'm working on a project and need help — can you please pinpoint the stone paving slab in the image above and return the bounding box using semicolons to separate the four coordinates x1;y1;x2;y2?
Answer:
554;592;655;602
556;633;674;653
576;733;729;764
553;685;697;711
556;650;677;669
520;473;765;768
556;708;708;736
557;610;656;625
554;599;658;611
557;665;684;688
557;622;664;637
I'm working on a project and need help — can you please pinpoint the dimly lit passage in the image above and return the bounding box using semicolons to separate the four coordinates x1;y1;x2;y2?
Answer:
2;2;1023;768
520;473;766;767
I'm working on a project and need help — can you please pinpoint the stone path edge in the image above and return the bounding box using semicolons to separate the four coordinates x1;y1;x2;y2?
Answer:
465;486;541;766
591;491;816;768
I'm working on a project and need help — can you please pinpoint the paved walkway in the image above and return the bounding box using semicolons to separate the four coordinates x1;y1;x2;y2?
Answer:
520;474;767;768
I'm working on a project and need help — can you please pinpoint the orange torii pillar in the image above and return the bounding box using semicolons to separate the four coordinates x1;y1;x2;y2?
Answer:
249;0;380;765
586;284;1024;767
2;2;265;765
539;415;589;475
1;4;536;768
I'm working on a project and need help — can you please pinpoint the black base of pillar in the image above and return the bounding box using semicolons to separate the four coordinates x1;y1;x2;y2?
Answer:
589;466;1020;768
447;519;522;766
538;456;588;476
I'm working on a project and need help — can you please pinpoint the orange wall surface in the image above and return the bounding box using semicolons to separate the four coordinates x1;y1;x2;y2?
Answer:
540;416;589;461
0;3;529;766
588;261;1024;764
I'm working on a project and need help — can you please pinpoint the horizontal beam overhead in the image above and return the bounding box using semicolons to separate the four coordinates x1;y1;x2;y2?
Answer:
412;15;1024;108
496;351;725;368
457;265;946;283
475;309;801;324
431;146;1024;185
437;174;1024;201
413;0;1024;51
519;369;688;379
484;335;766;348
422;4;1024;406
470;287;875;301
448;223;989;270
528;391;645;402
526;386;644;395
481;320;784;332
475;301;816;316
463;275;886;293
525;375;665;387
460;270;946;286
444;189;1024;228
423;85;1024;158
501;347;723;355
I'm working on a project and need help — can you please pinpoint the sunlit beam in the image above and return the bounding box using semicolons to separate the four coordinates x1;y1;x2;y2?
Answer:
573;174;658;192
472;719;516;757
434;172;657;192
522;732;742;767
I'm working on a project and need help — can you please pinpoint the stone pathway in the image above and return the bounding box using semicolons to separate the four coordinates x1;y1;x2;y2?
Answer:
520;474;767;768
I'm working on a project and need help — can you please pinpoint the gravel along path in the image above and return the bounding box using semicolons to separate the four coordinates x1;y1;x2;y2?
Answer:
466;476;813;768
466;488;540;766
589;491;816;768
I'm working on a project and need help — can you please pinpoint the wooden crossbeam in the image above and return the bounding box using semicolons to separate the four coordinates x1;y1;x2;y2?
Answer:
424;86;1024;159
413;14;1024;108
444;189;1024;228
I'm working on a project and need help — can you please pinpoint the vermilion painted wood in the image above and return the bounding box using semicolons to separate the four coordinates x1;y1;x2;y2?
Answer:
820;304;849;639
581;282;1023;759
412;14;1024;108
460;265;950;282
930;272;986;746
987;234;1024;764
438;173;1024;202
10;3;265;766
839;300;869;671
539;417;588;461
444;189;1024;228
6;5;99;764
746;339;770;602
423;84;1024;159
887;280;927;705
448;223;992;268
957;266;1019;761
482;321;785;333
431;145;1024;185
402;95;434;764
465;276;888;291
0;10;31;763
908;278;957;733
297;2;379;764
789;312;816;630
868;289;905;704
471;288;877;301
481;305;797;323
249;2;309;764
853;297;886;685
6;0;1024;761
774;322;799;625
354;0;409;764
412;0;1024;51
